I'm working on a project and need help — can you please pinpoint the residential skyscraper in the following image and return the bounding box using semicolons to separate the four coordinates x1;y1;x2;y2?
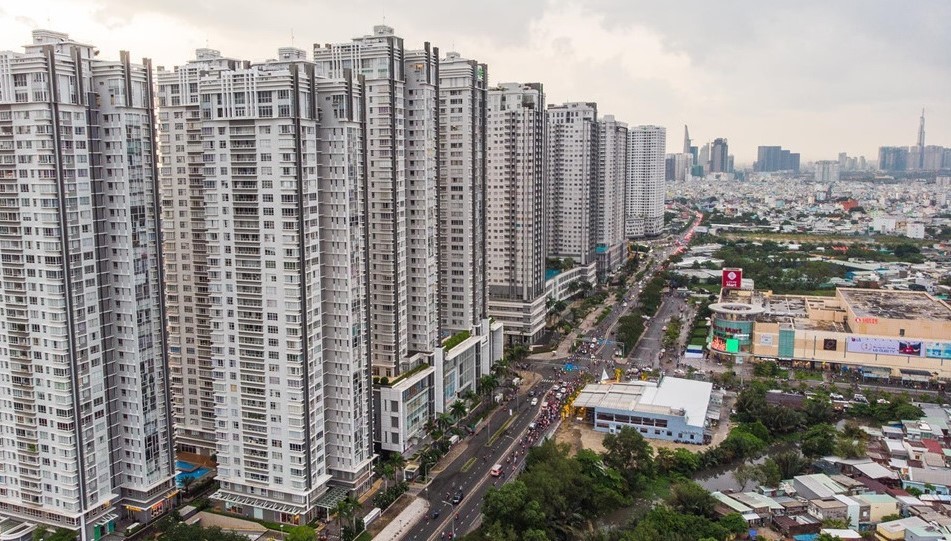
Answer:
178;46;374;522
547;102;598;266
755;146;800;172
815;160;840;183
878;146;908;172
438;52;488;335
156;49;247;459
626;125;666;237
595;115;628;280
485;82;548;344
709;137;729;173
315;26;501;455
917;108;926;169
0;30;176;537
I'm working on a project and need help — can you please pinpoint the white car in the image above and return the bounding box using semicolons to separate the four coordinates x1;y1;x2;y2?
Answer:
531;397;539;406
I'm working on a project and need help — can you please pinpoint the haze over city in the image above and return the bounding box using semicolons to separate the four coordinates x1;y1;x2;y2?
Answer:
2;0;949;163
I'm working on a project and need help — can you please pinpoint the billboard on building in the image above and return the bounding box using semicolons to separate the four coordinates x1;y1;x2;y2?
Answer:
846;337;923;357
926;342;951;360
722;268;743;289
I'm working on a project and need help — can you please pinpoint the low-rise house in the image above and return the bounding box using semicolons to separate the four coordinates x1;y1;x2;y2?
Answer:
877;516;932;541
832;474;872;495
732;492;783;518
904;468;951;496
795;473;848;500
774;495;807;516
904;523;951;541
821;529;863;539
809;498;849;523
854;493;900;525
772;514;821;537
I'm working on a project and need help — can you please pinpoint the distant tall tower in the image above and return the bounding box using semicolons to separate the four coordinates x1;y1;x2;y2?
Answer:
917;108;926;169
683;125;691;155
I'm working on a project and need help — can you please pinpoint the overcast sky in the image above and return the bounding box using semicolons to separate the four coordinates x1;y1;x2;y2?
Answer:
3;0;948;164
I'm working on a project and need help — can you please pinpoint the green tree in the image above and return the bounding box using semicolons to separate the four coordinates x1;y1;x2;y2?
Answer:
718;512;749;536
801;424;836;457
449;399;468;420
286;525;316;541
804;396;834;425
769;449;811;480
601;427;655;492
667;480;716;517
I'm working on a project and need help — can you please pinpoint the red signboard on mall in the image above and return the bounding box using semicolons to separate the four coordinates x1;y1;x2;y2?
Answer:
722;268;743;289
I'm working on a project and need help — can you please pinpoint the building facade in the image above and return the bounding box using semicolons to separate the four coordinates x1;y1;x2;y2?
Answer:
626;125;666;237
710;137;729;173
547;102;598;266
815;160;840;183
595;115;628;281
315;27;501;454
179;47;375;522
0;30;176;538
485;82;547;344
710;287;951;382
156;49;247;459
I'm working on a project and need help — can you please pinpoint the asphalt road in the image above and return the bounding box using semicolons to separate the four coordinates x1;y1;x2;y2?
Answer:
409;365;596;541
407;218;702;539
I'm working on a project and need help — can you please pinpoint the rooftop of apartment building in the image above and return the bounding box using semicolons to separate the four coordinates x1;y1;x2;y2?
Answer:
838;287;951;322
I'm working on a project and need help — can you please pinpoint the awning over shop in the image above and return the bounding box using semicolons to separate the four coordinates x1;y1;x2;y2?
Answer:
860;366;892;379
900;368;933;382
314;486;350;511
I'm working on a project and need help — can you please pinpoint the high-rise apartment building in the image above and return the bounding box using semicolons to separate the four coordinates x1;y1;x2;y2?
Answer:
438;52;487;335
546;102;598;266
156;49;246;459
315;27;438;454
315;27;501;454
159;48;373;523
878;146;908;172
0;30;176;538
755;146;800;172
815;160;840;183
485;82;548;344
626;125;666;237
710;137;729;173
595;115;627;280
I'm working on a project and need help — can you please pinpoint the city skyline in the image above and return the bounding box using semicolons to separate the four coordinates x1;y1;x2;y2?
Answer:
1;0;948;164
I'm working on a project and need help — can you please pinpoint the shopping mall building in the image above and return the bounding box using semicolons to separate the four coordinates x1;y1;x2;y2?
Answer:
707;285;951;383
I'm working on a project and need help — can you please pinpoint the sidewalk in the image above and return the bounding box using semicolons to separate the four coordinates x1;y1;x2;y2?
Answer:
528;294;615;361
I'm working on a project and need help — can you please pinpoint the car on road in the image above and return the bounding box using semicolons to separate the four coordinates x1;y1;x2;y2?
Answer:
451;490;464;504
431;509;440;519
531;397;539;406
491;464;503;477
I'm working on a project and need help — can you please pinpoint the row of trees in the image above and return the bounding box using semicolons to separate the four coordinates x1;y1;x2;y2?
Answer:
466;429;748;541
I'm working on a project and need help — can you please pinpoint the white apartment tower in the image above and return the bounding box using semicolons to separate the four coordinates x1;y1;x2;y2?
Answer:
0;31;176;538
315;27;439;454
595;115;628;280
315;28;501;454
438;52;487;336
626;125;666;237
546;102;598;266
188;48;373;522
485;83;548;344
156;49;247;458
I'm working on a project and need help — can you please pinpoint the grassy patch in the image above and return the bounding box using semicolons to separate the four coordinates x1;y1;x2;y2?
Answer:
460;457;477;473
794;370;824;381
